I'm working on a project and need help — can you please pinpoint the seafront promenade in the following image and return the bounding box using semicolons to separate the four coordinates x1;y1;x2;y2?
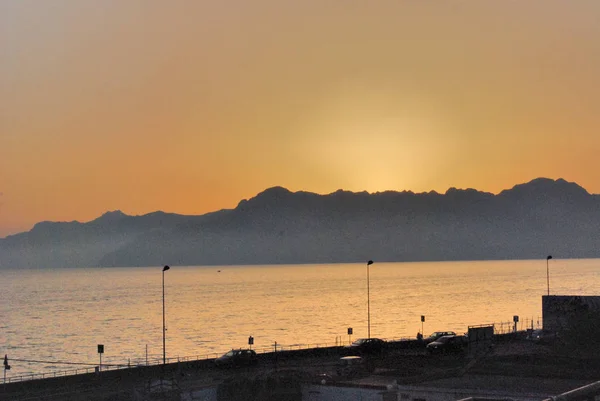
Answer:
3;318;540;384
3;330;599;401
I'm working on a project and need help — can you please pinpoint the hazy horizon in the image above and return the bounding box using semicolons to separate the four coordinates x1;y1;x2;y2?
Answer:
2;1;600;237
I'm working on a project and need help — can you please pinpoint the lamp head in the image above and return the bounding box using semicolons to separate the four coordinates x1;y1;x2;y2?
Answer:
546;255;552;260
367;260;373;266
163;265;170;272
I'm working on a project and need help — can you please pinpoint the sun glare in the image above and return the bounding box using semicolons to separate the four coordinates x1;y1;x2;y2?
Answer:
296;89;449;193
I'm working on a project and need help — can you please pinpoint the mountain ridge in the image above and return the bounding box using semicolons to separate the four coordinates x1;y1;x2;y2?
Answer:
2;177;599;268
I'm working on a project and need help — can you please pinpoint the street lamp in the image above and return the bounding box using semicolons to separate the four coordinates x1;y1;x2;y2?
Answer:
546;255;552;296
162;265;170;365
367;260;374;339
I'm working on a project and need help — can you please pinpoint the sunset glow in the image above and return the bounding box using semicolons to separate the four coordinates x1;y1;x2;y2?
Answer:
2;0;600;237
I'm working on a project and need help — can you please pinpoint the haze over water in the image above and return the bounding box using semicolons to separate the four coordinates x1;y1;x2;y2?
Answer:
2;259;600;377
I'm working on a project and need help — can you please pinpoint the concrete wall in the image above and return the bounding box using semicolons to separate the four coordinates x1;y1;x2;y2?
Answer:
542;295;600;332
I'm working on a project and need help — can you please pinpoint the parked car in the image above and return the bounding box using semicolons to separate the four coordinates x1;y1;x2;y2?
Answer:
344;338;386;355
424;331;456;344
526;329;558;344
336;356;367;378
426;335;467;354
214;349;258;367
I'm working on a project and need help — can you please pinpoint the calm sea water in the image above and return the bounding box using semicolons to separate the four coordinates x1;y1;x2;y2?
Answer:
2;259;600;377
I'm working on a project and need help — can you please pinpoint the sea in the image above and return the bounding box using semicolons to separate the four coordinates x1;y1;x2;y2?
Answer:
2;259;600;378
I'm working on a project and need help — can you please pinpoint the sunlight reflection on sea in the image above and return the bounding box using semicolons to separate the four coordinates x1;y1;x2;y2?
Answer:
2;259;600;376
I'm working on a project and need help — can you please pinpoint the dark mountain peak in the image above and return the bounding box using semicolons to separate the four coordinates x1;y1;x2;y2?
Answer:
328;189;370;198
101;209;127;217
92;210;128;223
380;189;413;195
143;211;166;217
445;187;475;195
31;220;80;231
259;186;292;196
236;186;293;209
499;177;589;200
30;210;129;231
444;187;493;201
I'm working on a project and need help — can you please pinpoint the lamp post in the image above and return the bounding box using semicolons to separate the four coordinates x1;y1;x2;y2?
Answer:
162;265;170;365
546;255;552;296
367;260;373;339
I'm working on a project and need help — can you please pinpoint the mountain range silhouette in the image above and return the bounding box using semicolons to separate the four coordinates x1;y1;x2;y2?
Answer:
1;177;598;268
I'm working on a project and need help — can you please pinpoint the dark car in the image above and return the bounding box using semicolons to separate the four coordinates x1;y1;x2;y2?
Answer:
424;331;456;344
426;335;466;354
345;338;386;355
214;349;258;367
336;356;367;378
526;329;558;344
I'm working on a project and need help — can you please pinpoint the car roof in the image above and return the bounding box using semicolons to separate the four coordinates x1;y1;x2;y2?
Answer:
340;356;362;360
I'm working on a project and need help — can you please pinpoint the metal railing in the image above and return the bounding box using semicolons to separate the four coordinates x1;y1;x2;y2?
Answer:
543;379;600;401
3;323;541;384
4;341;346;384
493;317;543;334
5;363;126;384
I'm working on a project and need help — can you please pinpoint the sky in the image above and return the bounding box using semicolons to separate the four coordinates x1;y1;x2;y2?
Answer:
1;1;600;237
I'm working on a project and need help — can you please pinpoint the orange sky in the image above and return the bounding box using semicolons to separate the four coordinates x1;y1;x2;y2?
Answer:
2;1;600;237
